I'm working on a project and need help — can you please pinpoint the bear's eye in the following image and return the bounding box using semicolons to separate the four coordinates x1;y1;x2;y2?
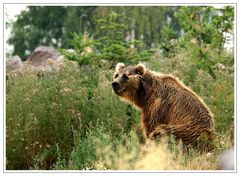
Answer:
114;74;119;78
122;74;129;80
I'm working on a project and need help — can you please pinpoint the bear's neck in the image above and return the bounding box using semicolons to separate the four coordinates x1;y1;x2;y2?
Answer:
134;81;146;108
135;72;156;109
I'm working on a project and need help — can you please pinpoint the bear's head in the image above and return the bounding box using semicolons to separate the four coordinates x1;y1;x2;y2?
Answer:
112;63;146;106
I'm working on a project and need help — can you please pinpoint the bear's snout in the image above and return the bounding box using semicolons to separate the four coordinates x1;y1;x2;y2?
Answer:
112;82;126;94
112;82;120;91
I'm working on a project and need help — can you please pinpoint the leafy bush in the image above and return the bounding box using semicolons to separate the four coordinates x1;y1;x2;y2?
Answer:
159;26;178;57
59;33;97;66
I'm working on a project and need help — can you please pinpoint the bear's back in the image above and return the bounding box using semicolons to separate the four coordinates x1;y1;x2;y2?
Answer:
143;74;214;130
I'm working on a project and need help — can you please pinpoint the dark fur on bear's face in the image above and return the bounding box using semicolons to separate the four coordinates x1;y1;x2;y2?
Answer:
112;63;214;150
112;63;146;108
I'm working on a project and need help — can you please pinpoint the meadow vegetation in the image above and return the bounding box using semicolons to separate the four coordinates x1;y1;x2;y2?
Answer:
6;46;234;170
6;7;234;170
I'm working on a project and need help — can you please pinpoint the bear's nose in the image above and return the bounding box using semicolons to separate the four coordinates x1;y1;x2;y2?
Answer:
112;82;120;90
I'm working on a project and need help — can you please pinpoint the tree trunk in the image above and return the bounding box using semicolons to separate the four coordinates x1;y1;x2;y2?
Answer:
130;19;135;49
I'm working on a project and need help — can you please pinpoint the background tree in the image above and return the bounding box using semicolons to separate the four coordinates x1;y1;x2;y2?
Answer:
8;6;67;60
62;6;97;47
8;6;181;60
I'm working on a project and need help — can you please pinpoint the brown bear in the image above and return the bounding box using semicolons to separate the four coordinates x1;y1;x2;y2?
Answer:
112;63;214;148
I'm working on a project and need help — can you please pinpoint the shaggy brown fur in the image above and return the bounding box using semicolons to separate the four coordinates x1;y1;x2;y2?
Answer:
112;63;214;148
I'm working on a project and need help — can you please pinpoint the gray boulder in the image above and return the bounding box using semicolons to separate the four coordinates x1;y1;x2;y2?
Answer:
217;148;234;170
27;46;63;67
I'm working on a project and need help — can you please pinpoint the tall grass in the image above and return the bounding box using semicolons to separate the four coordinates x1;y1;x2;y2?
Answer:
6;48;234;170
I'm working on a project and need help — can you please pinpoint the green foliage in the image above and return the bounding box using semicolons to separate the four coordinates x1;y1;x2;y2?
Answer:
59;33;97;65
159;26;178;57
175;6;234;78
8;6;178;60
210;6;234;54
53;124;142;170
175;6;234;51
8;6;68;60
96;12;126;42
62;7;97;47
95;6;176;48
7;6;97;59
61;12;155;65
95;12;154;63
65;126;99;170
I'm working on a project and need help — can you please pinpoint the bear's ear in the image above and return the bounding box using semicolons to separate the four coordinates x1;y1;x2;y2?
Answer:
115;63;125;72
136;64;146;75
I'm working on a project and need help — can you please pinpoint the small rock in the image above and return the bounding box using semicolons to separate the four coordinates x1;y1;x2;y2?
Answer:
217;148;234;170
6;55;23;71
